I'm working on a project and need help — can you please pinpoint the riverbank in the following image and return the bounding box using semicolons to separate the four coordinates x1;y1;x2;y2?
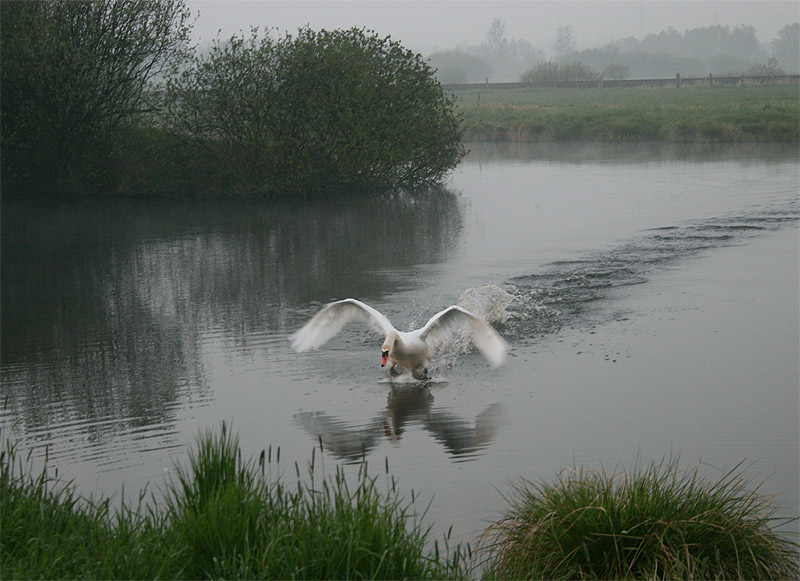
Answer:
454;84;799;142
0;425;466;580
3;420;797;579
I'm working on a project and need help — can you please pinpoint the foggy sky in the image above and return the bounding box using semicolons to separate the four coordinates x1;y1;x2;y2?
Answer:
187;1;798;55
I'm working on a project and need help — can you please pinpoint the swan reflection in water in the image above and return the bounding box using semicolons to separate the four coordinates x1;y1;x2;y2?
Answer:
294;386;504;463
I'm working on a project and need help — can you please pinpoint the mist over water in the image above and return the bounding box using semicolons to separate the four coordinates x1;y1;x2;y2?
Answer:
1;142;797;545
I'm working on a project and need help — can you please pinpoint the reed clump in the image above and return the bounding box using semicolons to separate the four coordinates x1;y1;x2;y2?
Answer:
1;424;466;579
478;457;799;580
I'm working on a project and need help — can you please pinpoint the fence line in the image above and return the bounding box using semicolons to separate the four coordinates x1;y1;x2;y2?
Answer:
443;74;800;91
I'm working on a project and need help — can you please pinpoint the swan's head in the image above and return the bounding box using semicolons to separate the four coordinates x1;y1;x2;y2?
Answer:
380;334;396;367
380;333;399;367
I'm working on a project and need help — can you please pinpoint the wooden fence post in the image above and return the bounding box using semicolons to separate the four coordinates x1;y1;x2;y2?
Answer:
676;73;681;89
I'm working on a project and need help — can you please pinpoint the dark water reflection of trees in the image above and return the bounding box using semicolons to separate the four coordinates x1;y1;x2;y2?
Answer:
1;189;465;437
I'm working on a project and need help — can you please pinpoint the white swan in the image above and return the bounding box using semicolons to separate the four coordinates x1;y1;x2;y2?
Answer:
290;298;508;379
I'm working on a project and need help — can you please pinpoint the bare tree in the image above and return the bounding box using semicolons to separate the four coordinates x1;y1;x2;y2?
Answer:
771;23;799;73
555;26;575;61
486;18;508;56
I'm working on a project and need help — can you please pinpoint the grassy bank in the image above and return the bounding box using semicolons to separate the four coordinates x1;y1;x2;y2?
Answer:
1;425;466;580
454;84;800;142
2;426;797;579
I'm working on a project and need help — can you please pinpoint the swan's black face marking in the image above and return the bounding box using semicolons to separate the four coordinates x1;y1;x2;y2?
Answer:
381;349;390;367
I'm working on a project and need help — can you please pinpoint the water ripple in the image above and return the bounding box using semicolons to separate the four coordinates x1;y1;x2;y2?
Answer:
505;199;799;337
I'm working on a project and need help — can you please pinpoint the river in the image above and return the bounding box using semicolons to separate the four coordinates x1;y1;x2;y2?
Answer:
2;142;798;549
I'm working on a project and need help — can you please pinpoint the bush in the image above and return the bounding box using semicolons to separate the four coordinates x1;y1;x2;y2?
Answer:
166;27;466;196
428;50;492;84
520;60;600;83
0;0;191;195
478;458;799;580
747;58;787;77
602;63;630;80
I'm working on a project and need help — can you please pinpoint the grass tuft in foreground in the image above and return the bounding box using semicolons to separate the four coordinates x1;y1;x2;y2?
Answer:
1;424;467;579
1;438;166;578
478;457;799;580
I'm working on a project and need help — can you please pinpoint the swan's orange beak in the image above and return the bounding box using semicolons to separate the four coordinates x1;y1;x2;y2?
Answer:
381;350;389;367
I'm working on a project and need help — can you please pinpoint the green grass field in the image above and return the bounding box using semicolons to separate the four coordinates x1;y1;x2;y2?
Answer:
453;84;800;142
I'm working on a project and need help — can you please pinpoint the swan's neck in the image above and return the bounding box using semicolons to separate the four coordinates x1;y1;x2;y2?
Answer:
384;331;402;352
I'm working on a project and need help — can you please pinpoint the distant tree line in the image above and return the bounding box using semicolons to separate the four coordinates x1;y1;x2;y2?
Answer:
562;23;798;81
428;18;545;84
1;1;465;198
429;21;800;84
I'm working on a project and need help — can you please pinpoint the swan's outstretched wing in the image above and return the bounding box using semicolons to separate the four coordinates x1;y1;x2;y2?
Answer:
290;299;395;352
418;306;508;367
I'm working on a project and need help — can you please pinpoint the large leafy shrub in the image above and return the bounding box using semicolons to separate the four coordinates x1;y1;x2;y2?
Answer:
166;27;466;196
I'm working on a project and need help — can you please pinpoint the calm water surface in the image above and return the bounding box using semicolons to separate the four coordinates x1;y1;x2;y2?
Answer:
2;143;798;547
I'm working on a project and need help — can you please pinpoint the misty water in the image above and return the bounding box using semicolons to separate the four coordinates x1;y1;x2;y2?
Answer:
2;142;798;549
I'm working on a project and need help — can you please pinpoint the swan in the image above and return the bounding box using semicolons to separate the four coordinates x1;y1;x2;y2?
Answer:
290;299;508;379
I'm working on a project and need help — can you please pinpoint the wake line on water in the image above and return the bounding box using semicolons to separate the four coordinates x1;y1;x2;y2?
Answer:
322;199;796;373
450;199;799;353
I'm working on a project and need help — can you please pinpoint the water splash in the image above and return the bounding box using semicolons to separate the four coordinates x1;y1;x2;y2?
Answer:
458;284;515;326
425;284;517;371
